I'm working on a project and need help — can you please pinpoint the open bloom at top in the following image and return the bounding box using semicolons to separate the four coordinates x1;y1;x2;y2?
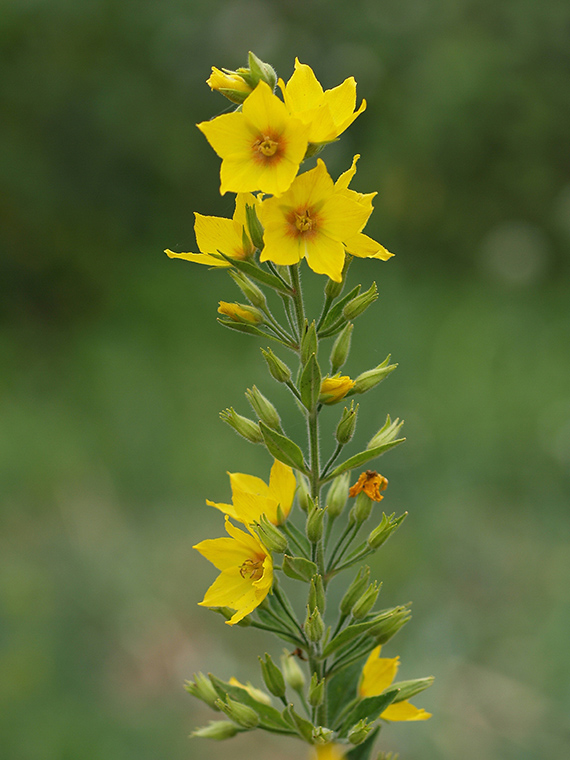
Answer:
260;159;373;281
359;645;432;721
197;80;309;196
194;517;273;625
279;59;366;144
207;459;296;526
165;193;258;267
349;470;388;501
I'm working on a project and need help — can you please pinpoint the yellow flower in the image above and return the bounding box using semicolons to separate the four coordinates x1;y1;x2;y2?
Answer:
334;155;394;262
228;677;272;706
207;67;253;96
319;374;355;404
197;80;310;196
217;302;263;324
207;459;296;526
349;470;388;501
359;646;432;722
165;193;258;267
310;744;346;760
259;160;371;282
194;516;273;625
279;59;366;144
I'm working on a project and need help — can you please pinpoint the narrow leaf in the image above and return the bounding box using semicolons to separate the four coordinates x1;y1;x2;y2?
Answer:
208;674;293;733
259;422;308;473
339;688;399;736
327;439;406;480
299;353;321;410
219;254;293;294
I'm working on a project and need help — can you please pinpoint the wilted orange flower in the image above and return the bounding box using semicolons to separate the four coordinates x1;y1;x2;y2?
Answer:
349;470;388;501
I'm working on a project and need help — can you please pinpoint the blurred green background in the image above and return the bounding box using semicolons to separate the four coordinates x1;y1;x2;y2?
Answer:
2;0;570;758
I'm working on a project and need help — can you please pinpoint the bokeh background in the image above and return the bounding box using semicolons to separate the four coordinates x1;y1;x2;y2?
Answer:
2;0;570;758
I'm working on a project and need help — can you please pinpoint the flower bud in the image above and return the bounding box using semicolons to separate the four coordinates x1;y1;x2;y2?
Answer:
304;606;325;642
308;574;325;614
330;322;353;373
352;356;397;394
258;653;286;698
219;408;263;444
308;673;325;707
253;514;288;554
342;282;378;320
218;301;264;324
296;474;311;512
300;320;318;366
349;491;373;524
335;401;358;444
339;566;370;616
325;472;350;519
319;374;355;404
312;726;334;744
370;606;411;645
351;581;381;620
229;270;266;308
367;414;404;450
192;720;241;740
216;696;260;729
348;719;373;745
245;385;281;430
206;67;253;104
306;505;325;543
281;650;306;691
245;202;265;250
260;348;292;384
247;51;277;90
367;512;407;549
184;672;220;709
325;276;344;299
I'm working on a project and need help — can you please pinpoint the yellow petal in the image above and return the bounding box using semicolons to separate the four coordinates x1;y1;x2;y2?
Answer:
206;499;240;522
165;249;229;267
224;517;267;556
241;80;290;134
320;192;371;240
199;566;254;608
303;231;346;282
281;59;324;113
323;77;357;124
344;232;394;260
335;154;361;191
260;223;303;266
381;700;432;722
268;460;296;522
359;646;400;697
194;213;242;258
229;471;270;498
193;536;250;571
233;192;260;227
197;112;253;159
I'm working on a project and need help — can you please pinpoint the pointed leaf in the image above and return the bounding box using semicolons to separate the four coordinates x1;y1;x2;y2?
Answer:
390;677;434;703
339;688;399;736
319;285;361;332
299;353;321;410
218;253;293;294
259;422;308;473
208;674;294;733
327;439;406;480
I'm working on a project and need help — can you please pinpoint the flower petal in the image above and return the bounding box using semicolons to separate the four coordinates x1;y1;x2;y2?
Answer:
344;232;394;260
303;231;346;282
165;249;229;267
194;213;242;257
268;460;296;521
197;112;253;158
193;536;249;571
359;646;400;697
381;700;432;722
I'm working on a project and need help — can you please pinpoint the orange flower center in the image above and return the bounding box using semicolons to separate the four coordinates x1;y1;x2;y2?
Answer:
286;207;320;239
239;558;264;580
295;211;315;233
252;133;282;163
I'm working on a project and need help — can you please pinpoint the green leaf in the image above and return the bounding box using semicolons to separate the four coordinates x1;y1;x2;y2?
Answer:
390;676;434;703
282;554;317;582
345;726;381;760
217;318;268;338
326;658;363;726
219;254;293;294
283;704;314;742
208;674;294;734
327;439;406;480
259;422;308;473
319;285;361;333
299;353;321;410
322;609;401;658
339;688;399;736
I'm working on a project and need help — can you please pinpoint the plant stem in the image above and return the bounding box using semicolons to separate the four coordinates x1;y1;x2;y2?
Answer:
320;442;344;480
289;264;305;337
308;409;320;501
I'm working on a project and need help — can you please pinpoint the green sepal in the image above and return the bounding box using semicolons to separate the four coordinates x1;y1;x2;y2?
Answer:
217;253;293;294
300;353;321;410
208;674;294;734
389;676;434;703
319;285;361;333
338;688;400;737
282;554;318;582
321;609;401;658
217;318;268;338
345;726;381;759
327;439;406;480
259;421;308;473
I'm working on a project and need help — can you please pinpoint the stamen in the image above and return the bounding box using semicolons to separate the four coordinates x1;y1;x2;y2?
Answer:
239;558;264;580
255;135;279;157
295;210;314;233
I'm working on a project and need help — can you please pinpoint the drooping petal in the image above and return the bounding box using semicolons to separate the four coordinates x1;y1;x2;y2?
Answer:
381;700;432;722
359;646;400;697
165;249;229;267
194;213;242;258
344;232;394;260
268;460;296;521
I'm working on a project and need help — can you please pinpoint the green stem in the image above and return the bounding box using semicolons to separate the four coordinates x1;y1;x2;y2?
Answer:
326;522;353;571
308;409;320;501
273;585;308;645
320;442;344;480
329;522;361;572
316;294;334;332
280;294;299;343
261;306;295;345
266;261;294;291
280;521;310;559
285;380;302;402
289;264;305;337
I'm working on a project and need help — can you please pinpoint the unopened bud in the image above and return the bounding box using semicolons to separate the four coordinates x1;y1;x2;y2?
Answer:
330;322;353;372
308;673;325;707
325;472;350;519
352;581;381;620
312;726;334;744
219;408;262;444
367;414;404;450
245;202;265;250
340;566;370;616
192;720;241;740
258;653;286;698
308;575;325;614
206;67;253;104
245;385;281;430
261;348;291;384
353;356;397;394
336;401;358;444
320;374;355;404
247;51;277;90
216;696;260;729
281;649;305;691
350;491;373;524
253;514;288;553
300;321;318;366
296;474;311;512
184;673;219;709
229;270;266;308
306;505;325;543
348;719;373;745
342;282;378;320
370;606;411;645
367;512;407;549
218;301;264;324
304;606;325;642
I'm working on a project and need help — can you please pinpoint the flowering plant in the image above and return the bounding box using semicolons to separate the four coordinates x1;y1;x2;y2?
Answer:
167;52;433;759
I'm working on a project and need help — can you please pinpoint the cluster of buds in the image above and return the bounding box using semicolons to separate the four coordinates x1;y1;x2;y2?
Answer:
166;52;433;758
